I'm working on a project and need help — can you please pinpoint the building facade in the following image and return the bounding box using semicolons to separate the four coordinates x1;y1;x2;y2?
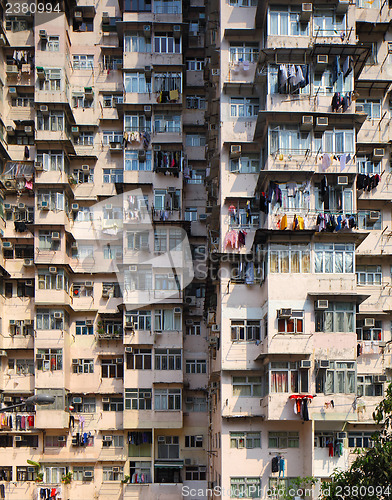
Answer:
205;0;392;498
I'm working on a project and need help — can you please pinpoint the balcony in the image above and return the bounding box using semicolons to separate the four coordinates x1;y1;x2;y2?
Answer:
1;334;34;350
123;409;182;429
35;289;71;307
35;409;69;429
34;170;72;186
35;90;70;104
34;209;72;230
124;329;154;345
221;119;257;144
123;52;182;69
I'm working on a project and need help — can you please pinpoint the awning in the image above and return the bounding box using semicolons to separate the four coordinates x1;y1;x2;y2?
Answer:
154;461;184;468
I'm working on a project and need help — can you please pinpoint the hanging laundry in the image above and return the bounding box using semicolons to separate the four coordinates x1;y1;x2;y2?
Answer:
331;92;342;112
278;457;285;477
169;89;179;101
280;214;287;230
321;154;331;172
343;56;352;78
271;456;279;473
332;55;341;84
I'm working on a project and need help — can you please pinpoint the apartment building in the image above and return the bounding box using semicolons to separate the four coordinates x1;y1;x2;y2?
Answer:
0;0;210;499
205;0;392;498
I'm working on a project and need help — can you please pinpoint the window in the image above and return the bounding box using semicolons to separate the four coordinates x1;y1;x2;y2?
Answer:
185;435;203;448
7;359;34;375
37;111;64;132
17;466;36;481
38;69;62;91
102;131;123;145
45;435;66;448
185;359;207;374
187;169;205;185
230;154;260;173
231;320;261;341
103;396;123;411
269;361;307;393
72;359;94;374
73;55;94;69
126;349;152;370
36;151;65;172
366;207;387;232
186;96;206;109
269;5;309;36
37;349;63;371
185;466;206;481
128;432;152;457
44;466;67;484
232;376;262;397
124;72;149;93
230;97;259;117
73;16;94;31
154;0;181;13
75;321;94;335
365;42;378;66
129;461;152;482
124;32;152;53
103;169;123;183
356;99;381;119
229;0;257;5
356;265;382;286
153;72;182;92
268;431;299;448
357;375;383;397
73;168;94;184
38;270;69;291
101;359;124;378
126;310;151;330
72;93;93;108
155;349;182;370
356;319;382;341
316;361;356;394
230;477;261;499
11;93;34;107
42;35;60;51
125;151;152;171
277;311;304;334
154;33;181;53
15;435;39;447
348;432;374;448
103;466;124;481
0;467;12;481
185;208;198;222
124;114;151;132
154;388;181;410
186;58;204;71
103;245;122;260
157;436;179;458
185;396;207;412
269;244;310;274
269;125;310;154
314;184;354;214
6;17;29;31
71;396;96;413
74;132;94;145
313;8;346;37
229;43;259;63
186;134;206;146
357;157;381;175
125;388;152;409
102;435;124;448
315;243;354;274
73;467;94;481
318;129;355;154
72;283;93;298
154;113;181;133
103;94;123;108
124;268;152;291
186;321;201;336
230;432;261;449
268;64;310;95
315;302;355;333
154;310;182;331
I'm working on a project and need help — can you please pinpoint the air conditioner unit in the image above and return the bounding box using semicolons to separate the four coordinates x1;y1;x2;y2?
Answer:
36;67;45;78
184;458;192;466
3;242;12;249
40;105;49;113
71;126;79;136
199;214;208;222
51;231;60;240
364;318;375;327
49;267;57;274
9;87;17;95
174;307;182;314
54;312;62;319
185;320;193;325
129;265;137;272
144;105;152;115
82;164;90;171
301;115;313;130
24;126;32;134
24;259;33;266
211;324;220;332
6;65;18;74
86;320;93;326
35;161;44;171
338;176;348;185
39;29;47;39
278;308;292;319
72;359;79;365
316;55;328;65
102;12;110;23
74;11;83;18
83;471;93;478
84;87;93;96
318;360;330;369
167;186;176;192
230;145;241;158
375;375;387;383
24;318;33;323
40;200;49;210
368;211;380;222
316;116;328;128
116;358;123;363
4;204;12;210
71;203;79;212
185;296;196;306
36;353;44;360
17;203;26;210
125;347;133;353
300;3;312;21
300;360;312;369
316;299;328;309
102;397;110;403
157;436;165;442
6;127;14;136
15;436;22;441
103;435;113;442
337;432;347;439
356;104;365;113
173;25;181;37
105;204;112;210
9;319;16;325
373;148;385;158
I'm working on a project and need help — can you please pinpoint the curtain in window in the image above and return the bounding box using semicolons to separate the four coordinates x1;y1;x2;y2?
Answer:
315;251;323;273
271;372;288;392
324;311;333;332
326;371;334;393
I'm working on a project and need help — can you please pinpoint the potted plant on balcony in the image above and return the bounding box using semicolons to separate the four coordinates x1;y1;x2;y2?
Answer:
61;472;72;484
121;475;130;484
96;321;105;337
35;472;44;483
